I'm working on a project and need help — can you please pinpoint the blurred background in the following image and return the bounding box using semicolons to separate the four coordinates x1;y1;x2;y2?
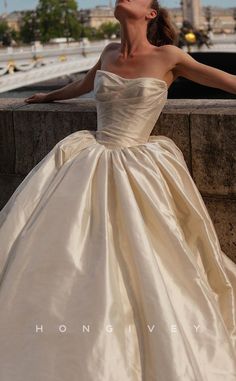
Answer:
0;0;236;99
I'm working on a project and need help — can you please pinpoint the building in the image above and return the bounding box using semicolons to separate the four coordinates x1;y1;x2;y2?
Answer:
1;6;235;35
182;0;201;29
0;11;26;32
78;6;117;29
169;6;235;33
78;5;235;33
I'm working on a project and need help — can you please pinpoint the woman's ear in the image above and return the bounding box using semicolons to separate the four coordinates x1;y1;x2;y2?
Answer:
146;9;157;22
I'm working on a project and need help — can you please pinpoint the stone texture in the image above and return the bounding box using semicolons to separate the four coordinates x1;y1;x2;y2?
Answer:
203;196;236;264
0;98;25;110
166;99;236;110
153;110;191;173
0;109;15;173
191;111;236;197
0;173;25;210
13;101;97;175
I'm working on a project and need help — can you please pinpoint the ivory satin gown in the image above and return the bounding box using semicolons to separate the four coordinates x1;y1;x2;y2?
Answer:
0;69;236;381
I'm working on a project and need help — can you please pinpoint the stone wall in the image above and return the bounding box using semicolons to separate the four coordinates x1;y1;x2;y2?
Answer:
0;98;236;262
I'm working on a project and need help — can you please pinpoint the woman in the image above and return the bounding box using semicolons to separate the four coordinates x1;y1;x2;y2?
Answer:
25;1;236;103
1;1;236;380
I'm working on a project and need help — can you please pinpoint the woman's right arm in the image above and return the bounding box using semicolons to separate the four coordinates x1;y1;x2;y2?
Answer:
24;42;117;104
24;56;101;104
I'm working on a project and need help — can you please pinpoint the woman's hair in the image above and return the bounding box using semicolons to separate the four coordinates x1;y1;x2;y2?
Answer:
147;0;178;46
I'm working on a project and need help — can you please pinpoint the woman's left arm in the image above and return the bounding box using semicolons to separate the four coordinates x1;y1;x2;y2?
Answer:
169;45;236;95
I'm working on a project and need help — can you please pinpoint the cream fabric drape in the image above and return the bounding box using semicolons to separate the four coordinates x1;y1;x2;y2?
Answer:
0;69;235;380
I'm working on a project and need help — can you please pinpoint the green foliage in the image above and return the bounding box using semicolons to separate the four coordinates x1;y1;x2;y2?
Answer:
20;0;81;43
96;21;120;39
37;0;81;42
80;26;97;40
18;2;121;44
0;20;14;46
20;10;39;43
11;29;21;43
0;20;10;40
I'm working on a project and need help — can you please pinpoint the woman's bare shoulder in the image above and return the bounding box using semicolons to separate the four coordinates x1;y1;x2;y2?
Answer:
155;44;191;72
156;44;184;58
158;44;193;62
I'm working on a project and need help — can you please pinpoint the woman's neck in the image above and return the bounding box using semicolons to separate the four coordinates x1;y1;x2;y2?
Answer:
119;21;151;58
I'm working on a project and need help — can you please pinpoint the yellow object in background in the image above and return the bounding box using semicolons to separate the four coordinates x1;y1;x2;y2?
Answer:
59;55;67;62
185;32;196;44
7;60;15;74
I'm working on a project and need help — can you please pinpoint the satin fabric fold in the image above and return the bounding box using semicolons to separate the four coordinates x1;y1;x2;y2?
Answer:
0;70;236;380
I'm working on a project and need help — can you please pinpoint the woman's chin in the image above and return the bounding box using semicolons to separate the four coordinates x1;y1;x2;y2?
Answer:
114;2;131;18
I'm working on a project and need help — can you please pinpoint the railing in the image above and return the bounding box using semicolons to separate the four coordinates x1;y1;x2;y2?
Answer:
0;40;112;93
0;56;101;93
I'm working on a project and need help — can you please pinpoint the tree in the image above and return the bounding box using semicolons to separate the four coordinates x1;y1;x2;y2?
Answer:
10;29;21;44
36;0;81;43
0;19;13;46
96;21;120;39
0;20;9;40
20;10;40;43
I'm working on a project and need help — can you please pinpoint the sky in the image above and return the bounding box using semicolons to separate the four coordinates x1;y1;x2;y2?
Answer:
0;0;234;13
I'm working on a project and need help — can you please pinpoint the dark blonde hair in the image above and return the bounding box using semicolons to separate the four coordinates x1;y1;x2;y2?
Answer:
147;0;178;46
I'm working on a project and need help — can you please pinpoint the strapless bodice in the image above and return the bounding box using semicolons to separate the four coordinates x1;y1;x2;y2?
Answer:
94;70;168;148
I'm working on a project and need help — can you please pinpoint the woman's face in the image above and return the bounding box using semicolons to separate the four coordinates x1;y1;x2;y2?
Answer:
114;0;157;23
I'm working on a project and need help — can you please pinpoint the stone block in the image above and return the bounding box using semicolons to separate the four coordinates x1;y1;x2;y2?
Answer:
0;173;25;210
152;110;191;172
191;111;236;197
0;109;15;173
203;196;236;262
13;100;97;175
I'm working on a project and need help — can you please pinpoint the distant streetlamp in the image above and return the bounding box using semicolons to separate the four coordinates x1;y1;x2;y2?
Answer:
61;0;70;45
79;9;88;57
2;31;12;47
180;0;184;22
79;10;86;39
28;10;40;50
205;6;212;33
35;27;40;42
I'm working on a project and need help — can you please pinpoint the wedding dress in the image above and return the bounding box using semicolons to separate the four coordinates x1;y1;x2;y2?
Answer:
0;69;236;381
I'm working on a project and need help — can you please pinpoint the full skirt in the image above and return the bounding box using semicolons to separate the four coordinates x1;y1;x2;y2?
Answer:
0;130;236;381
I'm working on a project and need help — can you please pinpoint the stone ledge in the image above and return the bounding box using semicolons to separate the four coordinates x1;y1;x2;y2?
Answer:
1;98;235;194
1;98;236;258
1;97;236;110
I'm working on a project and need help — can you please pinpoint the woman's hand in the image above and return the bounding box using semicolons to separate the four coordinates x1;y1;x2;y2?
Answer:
24;93;49;104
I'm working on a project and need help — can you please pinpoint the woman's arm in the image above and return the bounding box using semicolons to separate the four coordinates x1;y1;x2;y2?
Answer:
24;58;101;103
169;45;236;95
45;58;101;102
24;42;116;104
